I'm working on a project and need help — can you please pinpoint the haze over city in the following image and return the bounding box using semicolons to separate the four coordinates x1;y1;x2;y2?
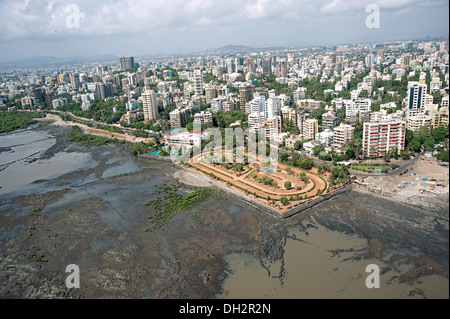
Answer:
0;0;448;62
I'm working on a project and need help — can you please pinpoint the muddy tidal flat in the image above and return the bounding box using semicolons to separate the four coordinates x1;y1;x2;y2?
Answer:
0;121;448;299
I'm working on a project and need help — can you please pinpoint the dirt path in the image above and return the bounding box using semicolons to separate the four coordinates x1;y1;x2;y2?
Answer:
44;113;153;144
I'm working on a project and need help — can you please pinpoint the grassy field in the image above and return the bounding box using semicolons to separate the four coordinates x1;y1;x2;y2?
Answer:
349;164;393;173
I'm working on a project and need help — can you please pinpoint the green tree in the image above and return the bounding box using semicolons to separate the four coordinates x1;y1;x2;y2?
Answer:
284;181;292;189
279;152;290;163
422;137;435;152
280;197;289;206
312;145;325;157
436;148;449;162
408;138;422;152
400;150;410;160
294;140;303;151
432;126;449;143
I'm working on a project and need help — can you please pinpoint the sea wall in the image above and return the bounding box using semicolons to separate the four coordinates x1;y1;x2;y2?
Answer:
281;184;353;219
147;156;354;220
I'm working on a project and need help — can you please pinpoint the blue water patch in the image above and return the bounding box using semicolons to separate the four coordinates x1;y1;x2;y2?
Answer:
149;151;160;155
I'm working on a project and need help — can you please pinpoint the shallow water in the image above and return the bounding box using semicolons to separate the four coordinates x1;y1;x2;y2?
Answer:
0;129;96;195
218;219;449;299
1;125;448;299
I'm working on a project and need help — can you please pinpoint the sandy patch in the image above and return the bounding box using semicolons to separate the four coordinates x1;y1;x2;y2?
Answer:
174;169;213;187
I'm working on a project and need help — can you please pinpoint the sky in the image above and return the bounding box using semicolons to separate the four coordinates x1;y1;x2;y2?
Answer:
0;0;448;62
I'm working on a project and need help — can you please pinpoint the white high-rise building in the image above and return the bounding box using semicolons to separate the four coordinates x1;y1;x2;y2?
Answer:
142;90;158;121
193;70;204;96
248;112;263;134
265;116;282;141
407;81;427;117
365;54;374;68
345;98;371;120
265;97;280;119
249;95;266;116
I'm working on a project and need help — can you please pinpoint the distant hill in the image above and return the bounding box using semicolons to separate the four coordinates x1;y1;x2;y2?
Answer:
216;45;253;51
0;54;118;69
212;44;293;53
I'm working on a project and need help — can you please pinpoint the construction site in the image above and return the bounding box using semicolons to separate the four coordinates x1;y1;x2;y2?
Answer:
353;156;449;211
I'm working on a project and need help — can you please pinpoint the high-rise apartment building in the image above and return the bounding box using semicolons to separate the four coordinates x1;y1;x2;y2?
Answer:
246;58;254;73
365;53;374;68
266;97;280;119
96;83;115;100
142;90;158;121
262;59;272;75
249;95;266;116
297;111;310;133
345;99;371;120
119;57;136;71
193;111;213;126
407;115;432;132
205;86;217;104
322;110;339;129
170;108;188;128
239;83;252;112
276;59;288;78
193;70;204;96
429;103;449;129
407;81;427;117
362;120;406;157
281;107;298;127
303;118;319;140
264;116;282;141
70;73;81;90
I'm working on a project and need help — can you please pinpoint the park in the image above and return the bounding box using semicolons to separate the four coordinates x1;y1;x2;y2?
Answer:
184;148;331;212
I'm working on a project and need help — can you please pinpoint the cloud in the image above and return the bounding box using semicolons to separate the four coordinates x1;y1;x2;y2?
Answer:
0;0;316;40
0;0;446;41
318;0;434;14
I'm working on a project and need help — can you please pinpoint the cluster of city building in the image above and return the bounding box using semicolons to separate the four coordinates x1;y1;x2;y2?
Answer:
1;39;448;159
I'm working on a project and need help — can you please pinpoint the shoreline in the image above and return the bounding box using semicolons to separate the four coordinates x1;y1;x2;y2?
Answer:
139;151;449;220
0;123;448;299
41;113;154;144
151;155;447;221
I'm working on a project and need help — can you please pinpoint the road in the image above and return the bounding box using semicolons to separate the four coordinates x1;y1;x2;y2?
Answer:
279;148;420;177
52;110;153;136
50;110;421;177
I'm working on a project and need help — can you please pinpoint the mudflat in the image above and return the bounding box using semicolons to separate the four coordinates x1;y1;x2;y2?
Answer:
0;121;448;298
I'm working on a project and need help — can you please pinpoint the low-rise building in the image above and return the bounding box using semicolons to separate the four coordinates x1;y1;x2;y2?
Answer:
332;123;355;147
407;114;432;132
315;129;334;147
193;111;213;126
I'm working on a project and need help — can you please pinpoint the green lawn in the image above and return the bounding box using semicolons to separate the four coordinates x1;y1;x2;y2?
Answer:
349;165;392;173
